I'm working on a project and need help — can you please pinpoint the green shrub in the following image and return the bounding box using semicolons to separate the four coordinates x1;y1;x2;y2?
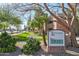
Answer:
0;32;16;53
22;38;40;55
0;47;16;53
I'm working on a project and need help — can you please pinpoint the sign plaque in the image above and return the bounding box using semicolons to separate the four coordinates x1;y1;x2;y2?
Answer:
48;30;65;53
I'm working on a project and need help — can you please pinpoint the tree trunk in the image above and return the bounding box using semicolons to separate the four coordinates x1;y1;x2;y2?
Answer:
70;28;79;48
42;29;47;46
70;4;79;48
42;23;47;46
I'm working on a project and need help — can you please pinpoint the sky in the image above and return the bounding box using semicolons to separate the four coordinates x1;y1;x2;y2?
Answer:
20;11;35;29
0;3;69;30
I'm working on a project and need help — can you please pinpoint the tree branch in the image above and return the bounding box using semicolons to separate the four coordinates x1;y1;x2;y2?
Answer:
68;3;76;26
44;3;70;30
60;3;68;19
68;3;76;15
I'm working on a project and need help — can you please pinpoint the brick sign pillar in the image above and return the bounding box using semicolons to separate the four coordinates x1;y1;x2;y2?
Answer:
48;30;65;53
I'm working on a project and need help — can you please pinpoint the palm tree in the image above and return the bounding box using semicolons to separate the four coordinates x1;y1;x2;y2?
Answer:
0;8;22;33
0;22;9;32
34;6;48;46
11;16;22;32
28;15;48;46
27;5;48;46
35;15;48;46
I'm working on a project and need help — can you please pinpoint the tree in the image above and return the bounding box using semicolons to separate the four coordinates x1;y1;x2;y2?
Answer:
28;14;48;46
12;3;78;47
11;16;22;32
0;8;22;32
75;8;79;36
0;22;9;31
44;3;78;47
34;6;48;46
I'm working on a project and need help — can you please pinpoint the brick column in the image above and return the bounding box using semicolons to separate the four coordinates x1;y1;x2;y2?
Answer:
48;46;65;53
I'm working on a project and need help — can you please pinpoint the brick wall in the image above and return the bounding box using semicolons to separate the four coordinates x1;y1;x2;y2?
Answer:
48;46;65;53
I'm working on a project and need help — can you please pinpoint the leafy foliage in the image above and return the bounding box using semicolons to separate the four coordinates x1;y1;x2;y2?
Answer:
0;22;9;30
0;8;22;31
28;14;48;32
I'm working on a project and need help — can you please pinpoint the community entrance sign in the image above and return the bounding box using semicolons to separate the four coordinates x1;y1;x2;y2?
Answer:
48;30;65;53
48;30;65;46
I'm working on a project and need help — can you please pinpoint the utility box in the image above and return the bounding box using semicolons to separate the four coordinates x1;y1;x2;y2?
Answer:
48;30;65;53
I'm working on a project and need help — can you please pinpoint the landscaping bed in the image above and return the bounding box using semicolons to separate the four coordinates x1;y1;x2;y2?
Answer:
0;31;47;55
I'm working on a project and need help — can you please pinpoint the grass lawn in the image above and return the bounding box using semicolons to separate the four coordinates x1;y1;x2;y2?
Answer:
15;32;45;48
14;32;46;41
